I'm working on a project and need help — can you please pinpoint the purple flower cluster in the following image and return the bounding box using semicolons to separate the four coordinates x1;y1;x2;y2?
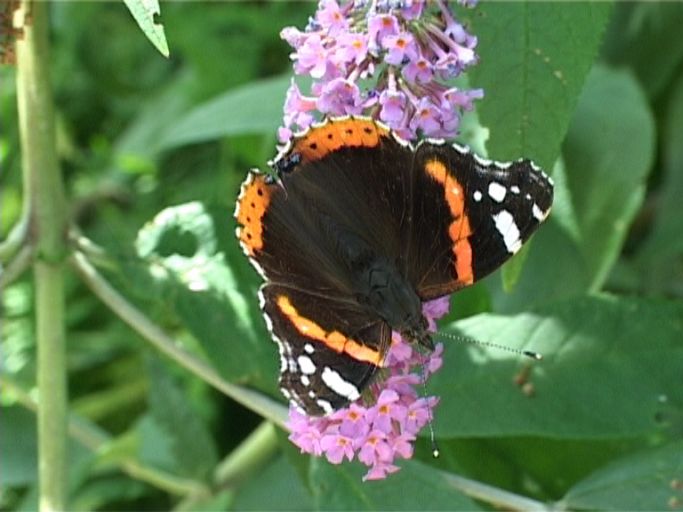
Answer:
286;297;448;481
279;0;483;143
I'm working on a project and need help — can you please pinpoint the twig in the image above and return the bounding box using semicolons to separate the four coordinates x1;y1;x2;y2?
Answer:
0;243;32;288
0;214;29;263
439;466;553;511
70;249;289;429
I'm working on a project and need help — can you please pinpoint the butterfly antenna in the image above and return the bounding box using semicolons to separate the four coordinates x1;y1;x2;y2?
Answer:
418;350;440;458
435;332;542;361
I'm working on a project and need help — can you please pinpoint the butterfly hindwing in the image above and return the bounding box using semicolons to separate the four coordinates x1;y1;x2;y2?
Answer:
260;283;391;415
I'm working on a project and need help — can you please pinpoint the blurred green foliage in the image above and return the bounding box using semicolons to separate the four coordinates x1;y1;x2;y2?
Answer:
2;2;683;510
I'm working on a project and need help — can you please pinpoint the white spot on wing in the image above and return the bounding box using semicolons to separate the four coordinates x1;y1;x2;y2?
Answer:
304;343;314;354
511;186;520;194
474;154;492;166
297;355;316;375
493;210;522;253
533;203;548;221
451;142;470;154
322;367;360;401
277;346;287;372
488;182;507;203
301;375;310;387
473;190;483;202
316;399;333;415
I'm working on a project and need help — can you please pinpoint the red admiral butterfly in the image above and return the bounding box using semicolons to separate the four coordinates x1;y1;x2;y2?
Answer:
235;117;553;416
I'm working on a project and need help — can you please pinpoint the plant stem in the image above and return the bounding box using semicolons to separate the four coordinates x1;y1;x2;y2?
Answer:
213;422;279;488
15;1;69;510
71;250;289;429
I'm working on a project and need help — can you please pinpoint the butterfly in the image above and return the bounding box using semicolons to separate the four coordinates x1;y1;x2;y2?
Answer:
235;117;553;415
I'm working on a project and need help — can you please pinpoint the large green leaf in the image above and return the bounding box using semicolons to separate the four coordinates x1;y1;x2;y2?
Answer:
470;2;612;169
431;295;683;438
134;201;277;391
489;65;655;311
469;2;612;289
562;66;655;291
233;456;314;511
309;458;482;511
158;75;290;149
422;437;645;503
561;441;683;510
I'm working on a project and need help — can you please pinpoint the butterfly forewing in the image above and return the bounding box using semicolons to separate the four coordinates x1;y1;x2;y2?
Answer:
405;141;553;299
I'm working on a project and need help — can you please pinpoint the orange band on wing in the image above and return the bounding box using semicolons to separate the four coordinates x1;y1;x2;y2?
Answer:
276;295;383;366
425;159;474;285
236;174;272;256
293;118;389;163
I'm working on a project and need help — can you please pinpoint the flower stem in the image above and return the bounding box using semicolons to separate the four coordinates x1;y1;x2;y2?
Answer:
15;1;69;510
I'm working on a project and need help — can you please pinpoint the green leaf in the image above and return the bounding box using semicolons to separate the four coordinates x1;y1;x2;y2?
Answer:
71;476;148;512
431;295;683;438
135;415;177;472
158;75;291;149
470;2;612;291
134;201;276;390
146;357;218;480
309;459;482;511
234;456;314;511
562;65;655;291
562;442;683;510
490;65;655;311
470;2;613;169
426;437;645;502
122;0;169;57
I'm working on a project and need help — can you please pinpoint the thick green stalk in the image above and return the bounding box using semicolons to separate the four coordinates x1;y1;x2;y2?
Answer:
15;1;69;510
